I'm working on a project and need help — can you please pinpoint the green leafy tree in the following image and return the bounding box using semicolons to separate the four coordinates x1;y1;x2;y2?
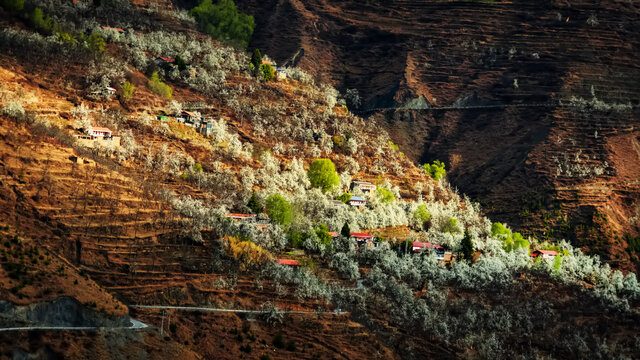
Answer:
413;204;431;228
247;192;262;214
265;194;292;227
148;71;173;99
261;64;275;81
423;160;446;181
340;222;350;238
192;163;203;173
250;48;262;75
1;0;24;12
190;0;255;48
442;218;460;234
307;159;339;192
377;187;395;204
461;230;474;261
552;254;563;272
87;33;106;54
120;81;135;103
315;224;332;246
491;222;529;252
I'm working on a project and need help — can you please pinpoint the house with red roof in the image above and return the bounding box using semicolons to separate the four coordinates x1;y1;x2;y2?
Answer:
89;127;112;138
351;180;377;194
531;250;559;260
226;213;256;223
100;25;125;33
351;232;374;248
277;259;301;267
412;241;446;260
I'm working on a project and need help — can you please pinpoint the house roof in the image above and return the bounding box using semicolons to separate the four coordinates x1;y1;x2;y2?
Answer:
262;60;273;66
534;250;559;256
412;241;444;250
158;56;175;62
101;26;124;32
106;86;117;91
350;196;366;201
277;259;301;266
226;213;256;218
182;111;198;117
350;232;373;239
328;232;340;237
91;127;112;132
352;180;374;185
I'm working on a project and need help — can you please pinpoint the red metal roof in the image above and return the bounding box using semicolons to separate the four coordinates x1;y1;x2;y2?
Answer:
226;213;255;218
412;241;444;250
277;259;301;266
350;233;372;238
101;26;124;32
533;250;559;256
91;127;112;132
328;232;339;237
159;57;175;62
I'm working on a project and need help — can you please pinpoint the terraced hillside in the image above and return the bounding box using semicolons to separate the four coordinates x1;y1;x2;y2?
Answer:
237;0;640;268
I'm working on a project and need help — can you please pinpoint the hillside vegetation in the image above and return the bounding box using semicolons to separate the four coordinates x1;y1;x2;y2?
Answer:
0;0;639;359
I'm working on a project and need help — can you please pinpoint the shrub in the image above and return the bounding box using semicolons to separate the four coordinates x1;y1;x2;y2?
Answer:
87;33;106;54
423;160;446;181
261;64;275;81
491;223;529;252
190;0;255;48
169;323;177;333
148;71;172;99
337;192;351;204
307;159;339;192
120;81;135;103
265;194;292;227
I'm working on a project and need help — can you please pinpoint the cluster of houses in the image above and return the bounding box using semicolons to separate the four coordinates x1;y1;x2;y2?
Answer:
156;110;220;137
74;126;121;148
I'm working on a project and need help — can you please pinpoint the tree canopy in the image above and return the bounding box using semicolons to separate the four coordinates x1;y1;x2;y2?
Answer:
265;194;292;227
190;0;255;48
423;160;446;181
307;159;339;192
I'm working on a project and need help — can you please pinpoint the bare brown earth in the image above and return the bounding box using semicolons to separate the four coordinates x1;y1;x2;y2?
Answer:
235;0;640;269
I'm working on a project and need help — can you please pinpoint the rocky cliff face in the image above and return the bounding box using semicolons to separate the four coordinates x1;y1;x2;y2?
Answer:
236;0;640;268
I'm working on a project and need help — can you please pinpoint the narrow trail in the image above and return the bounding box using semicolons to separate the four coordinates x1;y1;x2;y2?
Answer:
0;318;149;332
128;304;347;315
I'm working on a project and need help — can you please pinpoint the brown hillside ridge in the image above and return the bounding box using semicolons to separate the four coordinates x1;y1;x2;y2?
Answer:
238;0;640;269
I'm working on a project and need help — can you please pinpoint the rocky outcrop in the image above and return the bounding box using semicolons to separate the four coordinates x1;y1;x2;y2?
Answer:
0;297;130;328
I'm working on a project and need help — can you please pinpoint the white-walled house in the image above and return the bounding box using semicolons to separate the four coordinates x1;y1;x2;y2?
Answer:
531;250;559;260
351;180;377;194
349;196;367;207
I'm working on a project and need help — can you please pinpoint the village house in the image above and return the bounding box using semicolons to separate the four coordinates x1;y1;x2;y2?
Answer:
328;232;340;239
155;57;176;70
181;111;201;126
351;180;377;194
531;250;559;260
226;213;256;223
350;232;374;248
412;241;447;260
275;68;287;80
349;195;367;207
75;126;121;148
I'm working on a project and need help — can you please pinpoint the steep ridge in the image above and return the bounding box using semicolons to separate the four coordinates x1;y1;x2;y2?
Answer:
237;0;640;268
